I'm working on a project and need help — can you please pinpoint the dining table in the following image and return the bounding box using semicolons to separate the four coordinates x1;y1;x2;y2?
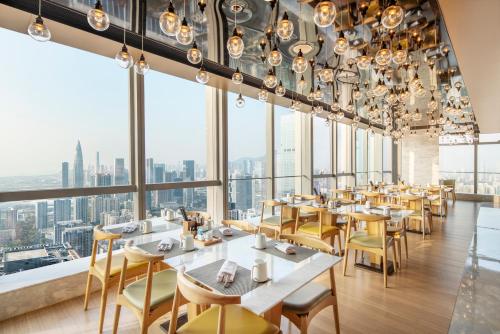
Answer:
103;216;342;329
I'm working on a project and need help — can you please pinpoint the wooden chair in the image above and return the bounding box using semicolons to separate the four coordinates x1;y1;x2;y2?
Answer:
279;234;340;334
295;206;342;254
293;194;320;222
332;188;354;201
342;212;397;288
168;270;279;334
387;217;409;269
112;241;179;334
440;179;456;204
258;200;299;239
221;219;257;234
186;211;211;221
427;187;447;217
83;225;149;333
398;194;431;240
359;191;382;205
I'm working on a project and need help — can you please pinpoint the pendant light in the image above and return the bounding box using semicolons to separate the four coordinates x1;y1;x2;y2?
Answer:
276;80;286;97
187;41;202;64
313;1;337;28
227;10;244;59
276;11;294;41
232;67;243;84
297;74;306;91
381;0;404;30
292;49;308;73
160;1;181;36
307;87;315;101
268;44;283;66
263;69;278;89
134;15;149;75
258;86;269;102
196;65;210;84
392;44;407;65
115;4;133;69
334;31;348;55
28;0;51;42
87;0;110;31
235;93;245;108
314;85;324;100
319;63;334;83
356;49;371;70
177;17;194;45
375;41;392;66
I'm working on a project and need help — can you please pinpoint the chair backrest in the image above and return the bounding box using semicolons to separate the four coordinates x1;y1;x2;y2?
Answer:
279;234;334;254
89;225;121;274
221;220;257;234
398;194;424;212
346;212;391;246
260;200;286;222
169;270;240;334
298;206;336;236
440;179;455;188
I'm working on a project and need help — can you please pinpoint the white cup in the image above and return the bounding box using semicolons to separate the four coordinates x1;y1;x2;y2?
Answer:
365;201;372;209
251;259;268;283
181;234;194;251
165;209;175;221
142;220;152;234
255;233;267;249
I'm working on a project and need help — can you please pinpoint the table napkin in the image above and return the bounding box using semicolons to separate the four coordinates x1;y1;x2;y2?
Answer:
219;227;233;236
216;260;237;283
274;242;296;255
122;222;138;233
157;238;175;251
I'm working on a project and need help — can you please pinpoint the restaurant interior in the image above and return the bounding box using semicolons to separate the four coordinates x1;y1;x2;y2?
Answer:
0;0;499;333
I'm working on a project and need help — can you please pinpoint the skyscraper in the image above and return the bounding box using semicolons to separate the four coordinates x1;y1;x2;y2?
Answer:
61;162;69;188
146;158;154;183
114;158;126;185
35;201;48;230
73;140;84;187
183;160;195;181
62;225;93;258
74;197;89;223
5;208;17;229
95;173;112;186
54;220;83;244
277;113;298;196
96;151;100;174
54;199;72;223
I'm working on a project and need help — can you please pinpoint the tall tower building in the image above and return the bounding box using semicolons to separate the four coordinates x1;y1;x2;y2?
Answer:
5;208;17;229
54;199;72;223
277;113;298;196
74;197;89;223
96;151;100;174
183;160;195;181
61;162;69;188
146;158;154;183
62;225;93;258
35;201;48;230
95;173;112;186
54;220;83;244
73;140;84;187
114;158;126;185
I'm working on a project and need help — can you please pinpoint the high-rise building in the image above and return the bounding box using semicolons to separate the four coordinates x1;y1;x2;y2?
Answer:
183;160;195;181
114;158;126;185
74;197;89;223
277;113;297;196
146;158;154;183
54;220;83;244
89;196;103;224
95;173;112;186
154;164;166;183
54;199;72;223
35;201;48;230
95;151;100;174
61;162;69;188
62;225;93;258
5;208;17;229
73;140;84;187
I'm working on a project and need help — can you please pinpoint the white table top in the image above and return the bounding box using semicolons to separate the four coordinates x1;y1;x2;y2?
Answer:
335;204;414;221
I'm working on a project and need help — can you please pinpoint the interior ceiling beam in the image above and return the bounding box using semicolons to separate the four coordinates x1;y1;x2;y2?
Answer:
0;0;382;129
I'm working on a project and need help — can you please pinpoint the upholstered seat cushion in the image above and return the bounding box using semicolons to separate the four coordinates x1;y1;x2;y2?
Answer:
122;269;177;310
94;253;146;277
349;231;392;248
177;304;278;334
283;282;331;315
298;222;336;235
261;215;295;226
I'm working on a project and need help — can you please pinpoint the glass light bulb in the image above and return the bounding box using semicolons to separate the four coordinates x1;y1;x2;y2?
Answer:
159;2;181;36
331;101;340;112
196;66;210;84
292;49;308;74
176;18;194;45
353;89;363;100
115;44;134;69
428;97;438;110
87;1;110;32
276;12;294;41
413;109;422;121
357;51;371;70
268;45;282;66
258;88;268;102
333;32;348;55
227;29;244;59
134;54;149;75
314;86;324;100
313;1;337;28
276;81;286;97
307;89;315;101
27;16;51;42
373;81;388;97
375;45;392;66
319;66;334;83
232;67;243;85
187;41;202;64
381;5;404;29
263;70;277;89
392;48;407;65
336;111;345;121
235;93;245;108
297;75;306;91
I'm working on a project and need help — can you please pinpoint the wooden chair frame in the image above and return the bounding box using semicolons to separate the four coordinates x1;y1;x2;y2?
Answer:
342;213;397;288
295;206;342;254
258;200;299;239
221;219;257;234
279;234;340;334
399;194;430;239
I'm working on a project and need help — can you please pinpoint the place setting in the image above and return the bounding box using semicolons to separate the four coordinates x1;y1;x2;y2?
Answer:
251;232;318;263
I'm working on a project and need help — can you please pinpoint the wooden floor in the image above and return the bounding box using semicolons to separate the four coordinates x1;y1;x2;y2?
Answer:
0;201;479;334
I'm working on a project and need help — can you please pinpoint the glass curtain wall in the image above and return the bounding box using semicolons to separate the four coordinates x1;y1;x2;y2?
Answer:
368;133;383;183
439;145;475;193
355;128;368;186
337;123;354;188
383;136;393;183
312;117;334;194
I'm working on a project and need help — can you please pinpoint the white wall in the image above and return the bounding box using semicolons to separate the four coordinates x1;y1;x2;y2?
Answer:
401;134;440;185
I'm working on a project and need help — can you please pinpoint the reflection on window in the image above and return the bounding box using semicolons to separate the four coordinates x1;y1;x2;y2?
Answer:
313;117;332;175
0;193;134;275
145;70;207;183
0;28;130;192
439;145;474;193
146;188;207;217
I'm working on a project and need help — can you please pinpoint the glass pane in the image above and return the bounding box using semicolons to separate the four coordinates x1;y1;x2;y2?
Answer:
368;133;383;183
439;145;474;193
383;136;392;172
355;128;367;185
228;179;269;219
146;187;207;217
0;28;129;192
275;177;301;199
275;106;299;177
337;123;352;174
0;193;135;275
337;175;355;189
477;144;500;195
313;117;332;175
145;70;207;183
53;0;132;29
313;177;335;194
479;133;500;143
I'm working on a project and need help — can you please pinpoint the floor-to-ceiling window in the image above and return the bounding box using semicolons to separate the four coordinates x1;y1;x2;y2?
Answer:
227;93;269;219
355;128;368;186
383;136;393;183
477;134;500;195
337;123;354;188
368;133;383;183
312;117;334;194
439;144;475;193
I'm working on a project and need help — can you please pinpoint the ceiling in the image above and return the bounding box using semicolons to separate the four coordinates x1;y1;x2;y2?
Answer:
438;0;500;134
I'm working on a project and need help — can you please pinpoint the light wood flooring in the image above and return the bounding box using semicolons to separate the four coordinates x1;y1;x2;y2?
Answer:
0;201;479;334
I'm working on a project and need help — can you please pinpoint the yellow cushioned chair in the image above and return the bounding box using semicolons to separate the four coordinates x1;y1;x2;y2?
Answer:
398;194;430;240
168;270;279;334
258;200;298;239
295;206;342;254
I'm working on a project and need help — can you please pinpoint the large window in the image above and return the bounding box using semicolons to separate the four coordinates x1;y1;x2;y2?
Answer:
0;28;130;192
337;123;354;188
313;117;333;193
477;136;500;195
355;128;368;186
227;93;269;219
439;145;474;193
146;187;207;217
368;133;383;183
383;136;393;183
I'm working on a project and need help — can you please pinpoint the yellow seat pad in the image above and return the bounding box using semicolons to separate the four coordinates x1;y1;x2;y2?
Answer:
298;222;336;235
123;269;177;310
177;304;278;334
94;253;146;277
349;231;392;248
261;215;295;226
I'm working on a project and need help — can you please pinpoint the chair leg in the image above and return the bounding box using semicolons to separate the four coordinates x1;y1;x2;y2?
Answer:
83;272;93;310
392;245;398;273
396;239;402;269
333;304;340;334
404;234;409;260
98;284;109;333
342;248;349;276
383;248;388;288
299;315;308;334
112;304;121;334
336;234;342;256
